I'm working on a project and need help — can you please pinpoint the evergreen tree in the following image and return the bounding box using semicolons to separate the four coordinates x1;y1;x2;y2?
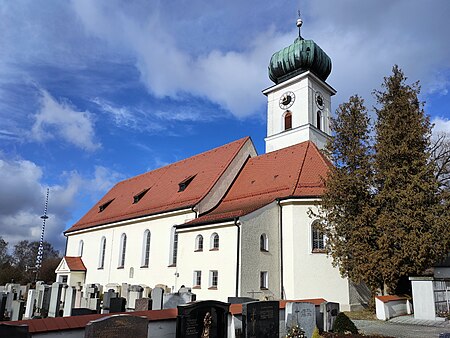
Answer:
316;95;381;293
373;65;449;292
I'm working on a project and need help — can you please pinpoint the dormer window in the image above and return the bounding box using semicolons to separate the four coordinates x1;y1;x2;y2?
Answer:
99;199;114;212
133;188;150;204
178;174;196;192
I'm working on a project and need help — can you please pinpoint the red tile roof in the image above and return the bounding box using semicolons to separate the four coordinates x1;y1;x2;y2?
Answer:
186;141;330;225
375;295;409;303
65;137;251;233
64;256;86;271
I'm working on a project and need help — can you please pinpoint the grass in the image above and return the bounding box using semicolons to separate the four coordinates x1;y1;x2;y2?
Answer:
344;309;377;321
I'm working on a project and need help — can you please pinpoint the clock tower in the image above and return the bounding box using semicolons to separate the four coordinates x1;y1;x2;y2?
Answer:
264;18;336;153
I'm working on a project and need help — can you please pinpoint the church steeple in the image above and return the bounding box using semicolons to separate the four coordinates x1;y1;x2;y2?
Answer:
263;16;336;153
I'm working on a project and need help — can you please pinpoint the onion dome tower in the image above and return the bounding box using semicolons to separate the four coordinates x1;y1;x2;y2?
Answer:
263;16;336;152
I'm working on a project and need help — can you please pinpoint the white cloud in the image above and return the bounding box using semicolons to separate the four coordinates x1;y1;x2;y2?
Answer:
31;90;100;151
432;117;450;135
0;157;123;252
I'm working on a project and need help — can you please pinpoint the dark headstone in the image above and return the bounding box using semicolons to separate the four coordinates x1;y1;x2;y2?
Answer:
0;293;7;321
227;297;257;304
176;300;230;338
135;298;152;311
242;301;279;338
285;302;316;338
84;314;147;338
0;323;30;338
110;297;126;313
320;302;339;332
71;308;97;316
439;333;450;338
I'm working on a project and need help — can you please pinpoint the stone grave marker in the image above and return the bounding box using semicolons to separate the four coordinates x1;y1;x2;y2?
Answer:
24;289;37;319
110;297;126;313
74;285;82;308
0;323;31;338
285;302;316;338
242;301;279;338
320;302;339;332
227;297;257;304
11;300;25;321
84;314;148;338
5;289;17;317
128;285;143;311
121;283;130;302
0;293;7;320
36;283;51;317
163;290;196;309
135;298;152;311
48;282;63;317
102;289;118;314
71;308;97;316
63;286;76;317
176;300;230;338
151;287;164;310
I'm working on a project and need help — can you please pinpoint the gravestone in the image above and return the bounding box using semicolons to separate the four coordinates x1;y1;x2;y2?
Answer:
71;308;97;316
24;290;37;319
151;287;164;310
103;289;119;314
176;300;230;338
242;301;279;338
110;297;126;313
11;300;25;321
227;297;257;304
163;290;196;309
63;286;76;317
0;293;7;320
127;286;143;311
5;290;17;317
48;282;63;317
121;283;130;302
35;283;51;317
135;298;152;311
84;314;148;338
74;285;83;308
0;323;30;338
320;302;339;332
285;302;316;338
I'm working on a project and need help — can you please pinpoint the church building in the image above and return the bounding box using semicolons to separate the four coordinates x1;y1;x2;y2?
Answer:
57;20;369;311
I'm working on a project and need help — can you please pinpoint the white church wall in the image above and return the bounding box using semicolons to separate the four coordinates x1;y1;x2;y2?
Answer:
65;209;195;291
280;199;351;310
240;202;281;300
176;221;238;302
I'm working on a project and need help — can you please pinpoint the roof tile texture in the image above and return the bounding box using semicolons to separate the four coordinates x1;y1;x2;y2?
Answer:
189;141;330;225
66;138;250;233
64;256;87;271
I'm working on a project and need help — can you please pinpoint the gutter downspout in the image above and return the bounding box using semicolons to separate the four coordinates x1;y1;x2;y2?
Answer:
277;199;285;300
235;218;241;297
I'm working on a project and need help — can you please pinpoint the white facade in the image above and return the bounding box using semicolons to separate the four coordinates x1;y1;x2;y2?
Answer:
264;71;336;152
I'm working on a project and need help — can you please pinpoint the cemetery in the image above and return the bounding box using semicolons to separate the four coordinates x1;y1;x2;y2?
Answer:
0;280;346;337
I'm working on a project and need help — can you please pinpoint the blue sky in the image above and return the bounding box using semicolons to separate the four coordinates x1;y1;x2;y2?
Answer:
1;0;450;253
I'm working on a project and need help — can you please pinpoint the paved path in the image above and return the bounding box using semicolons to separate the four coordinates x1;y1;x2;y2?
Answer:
354;317;450;338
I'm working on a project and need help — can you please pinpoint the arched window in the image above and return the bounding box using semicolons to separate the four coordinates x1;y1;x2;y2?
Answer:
141;230;151;267
78;240;84;257
98;237;106;269
118;233;127;268
195;235;203;251
169;226;178;266
260;234;268;251
129;267;134;278
210;233;219;250
312;221;325;252
316;111;322;131
284;111;292;130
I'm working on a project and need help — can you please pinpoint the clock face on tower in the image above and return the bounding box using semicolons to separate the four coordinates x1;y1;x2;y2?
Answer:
315;92;325;110
279;91;295;110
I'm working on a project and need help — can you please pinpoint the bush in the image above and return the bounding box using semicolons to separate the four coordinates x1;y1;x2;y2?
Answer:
333;312;358;334
312;326;322;338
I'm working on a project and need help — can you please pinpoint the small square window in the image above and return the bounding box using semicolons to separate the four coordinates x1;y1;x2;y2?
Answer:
193;271;201;288
209;270;218;289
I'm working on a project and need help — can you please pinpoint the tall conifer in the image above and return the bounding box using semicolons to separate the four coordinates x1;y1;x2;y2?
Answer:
373;65;448;292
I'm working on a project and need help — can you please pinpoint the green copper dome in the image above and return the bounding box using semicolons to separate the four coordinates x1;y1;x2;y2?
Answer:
268;36;332;84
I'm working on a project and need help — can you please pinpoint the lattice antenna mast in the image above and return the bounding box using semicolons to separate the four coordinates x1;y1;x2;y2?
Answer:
35;188;49;281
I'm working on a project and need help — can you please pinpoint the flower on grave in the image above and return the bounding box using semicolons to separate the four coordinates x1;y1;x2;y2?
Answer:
285;324;306;338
